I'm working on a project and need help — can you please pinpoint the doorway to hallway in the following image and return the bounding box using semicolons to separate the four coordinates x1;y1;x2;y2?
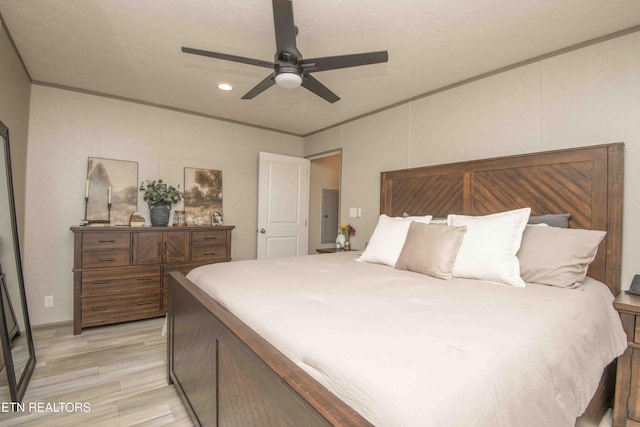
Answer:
308;151;341;253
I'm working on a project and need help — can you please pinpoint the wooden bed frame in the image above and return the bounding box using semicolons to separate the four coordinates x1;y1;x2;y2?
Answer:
168;143;624;426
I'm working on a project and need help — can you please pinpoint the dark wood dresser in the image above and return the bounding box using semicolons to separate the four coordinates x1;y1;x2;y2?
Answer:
613;292;640;426
71;225;234;334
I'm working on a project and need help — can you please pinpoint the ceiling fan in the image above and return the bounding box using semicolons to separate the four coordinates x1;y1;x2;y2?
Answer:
181;0;388;103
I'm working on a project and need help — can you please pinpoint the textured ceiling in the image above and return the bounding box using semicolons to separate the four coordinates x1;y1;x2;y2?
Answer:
1;0;640;136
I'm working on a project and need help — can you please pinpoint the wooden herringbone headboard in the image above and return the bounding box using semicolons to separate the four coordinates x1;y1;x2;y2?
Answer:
380;143;624;294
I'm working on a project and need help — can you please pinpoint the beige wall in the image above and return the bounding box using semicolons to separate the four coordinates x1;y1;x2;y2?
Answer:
0;24;30;235
308;154;341;253
24;85;303;325
305;31;640;291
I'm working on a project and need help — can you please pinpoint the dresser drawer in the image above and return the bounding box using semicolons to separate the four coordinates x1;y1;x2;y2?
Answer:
82;232;130;250
82;266;161;296
81;250;130;269
82;289;161;322
191;246;227;262
191;230;227;246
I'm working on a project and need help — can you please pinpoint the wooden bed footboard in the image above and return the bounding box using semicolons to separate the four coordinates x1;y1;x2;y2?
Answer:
167;271;372;427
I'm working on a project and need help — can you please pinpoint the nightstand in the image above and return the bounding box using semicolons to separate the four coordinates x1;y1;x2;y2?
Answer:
613;292;640;426
316;248;357;254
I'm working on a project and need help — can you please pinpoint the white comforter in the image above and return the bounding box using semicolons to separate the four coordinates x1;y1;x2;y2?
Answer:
187;251;627;427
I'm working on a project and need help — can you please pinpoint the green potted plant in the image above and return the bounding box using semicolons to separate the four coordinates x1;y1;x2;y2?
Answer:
139;179;184;226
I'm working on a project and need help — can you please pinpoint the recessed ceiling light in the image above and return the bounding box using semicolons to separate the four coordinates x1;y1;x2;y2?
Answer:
217;83;233;91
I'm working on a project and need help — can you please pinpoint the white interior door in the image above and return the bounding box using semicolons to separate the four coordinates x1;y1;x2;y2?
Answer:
257;152;310;259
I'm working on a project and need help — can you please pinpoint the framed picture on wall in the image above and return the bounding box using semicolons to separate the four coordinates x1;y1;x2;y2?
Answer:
184;167;223;226
86;157;138;225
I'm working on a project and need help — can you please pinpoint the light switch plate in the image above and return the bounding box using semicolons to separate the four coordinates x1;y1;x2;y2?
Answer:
349;208;362;218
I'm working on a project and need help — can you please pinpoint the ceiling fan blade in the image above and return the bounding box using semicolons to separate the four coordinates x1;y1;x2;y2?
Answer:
182;47;274;69
301;74;340;103
272;0;299;58
242;74;276;99
301;51;388;73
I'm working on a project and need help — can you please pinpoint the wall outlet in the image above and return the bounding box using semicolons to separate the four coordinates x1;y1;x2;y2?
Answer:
45;295;53;308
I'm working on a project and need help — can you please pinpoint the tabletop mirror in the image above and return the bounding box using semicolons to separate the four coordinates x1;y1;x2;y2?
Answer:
0;119;35;402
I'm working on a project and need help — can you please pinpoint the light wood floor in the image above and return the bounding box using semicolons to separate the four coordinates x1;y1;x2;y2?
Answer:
0;317;194;426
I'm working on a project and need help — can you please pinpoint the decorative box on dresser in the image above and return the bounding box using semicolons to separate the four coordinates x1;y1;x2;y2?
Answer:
71;225;234;335
613;292;640;426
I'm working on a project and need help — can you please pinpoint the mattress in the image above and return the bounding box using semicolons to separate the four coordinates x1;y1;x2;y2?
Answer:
187;251;627;427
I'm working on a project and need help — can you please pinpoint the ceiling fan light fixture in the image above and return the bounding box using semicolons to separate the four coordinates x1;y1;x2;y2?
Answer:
217;83;233;91
275;72;302;89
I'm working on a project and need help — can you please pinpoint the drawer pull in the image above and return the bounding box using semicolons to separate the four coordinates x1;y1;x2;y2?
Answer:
204;252;217;256
99;239;116;243
92;280;110;285
137;276;153;281
92;306;109;311
98;258;116;262
136;301;152;306
204;237;217;240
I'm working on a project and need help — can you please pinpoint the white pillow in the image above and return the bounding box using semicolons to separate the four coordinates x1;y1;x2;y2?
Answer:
357;214;432;266
448;208;531;286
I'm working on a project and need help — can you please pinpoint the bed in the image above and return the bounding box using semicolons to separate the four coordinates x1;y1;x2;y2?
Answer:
167;143;625;426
